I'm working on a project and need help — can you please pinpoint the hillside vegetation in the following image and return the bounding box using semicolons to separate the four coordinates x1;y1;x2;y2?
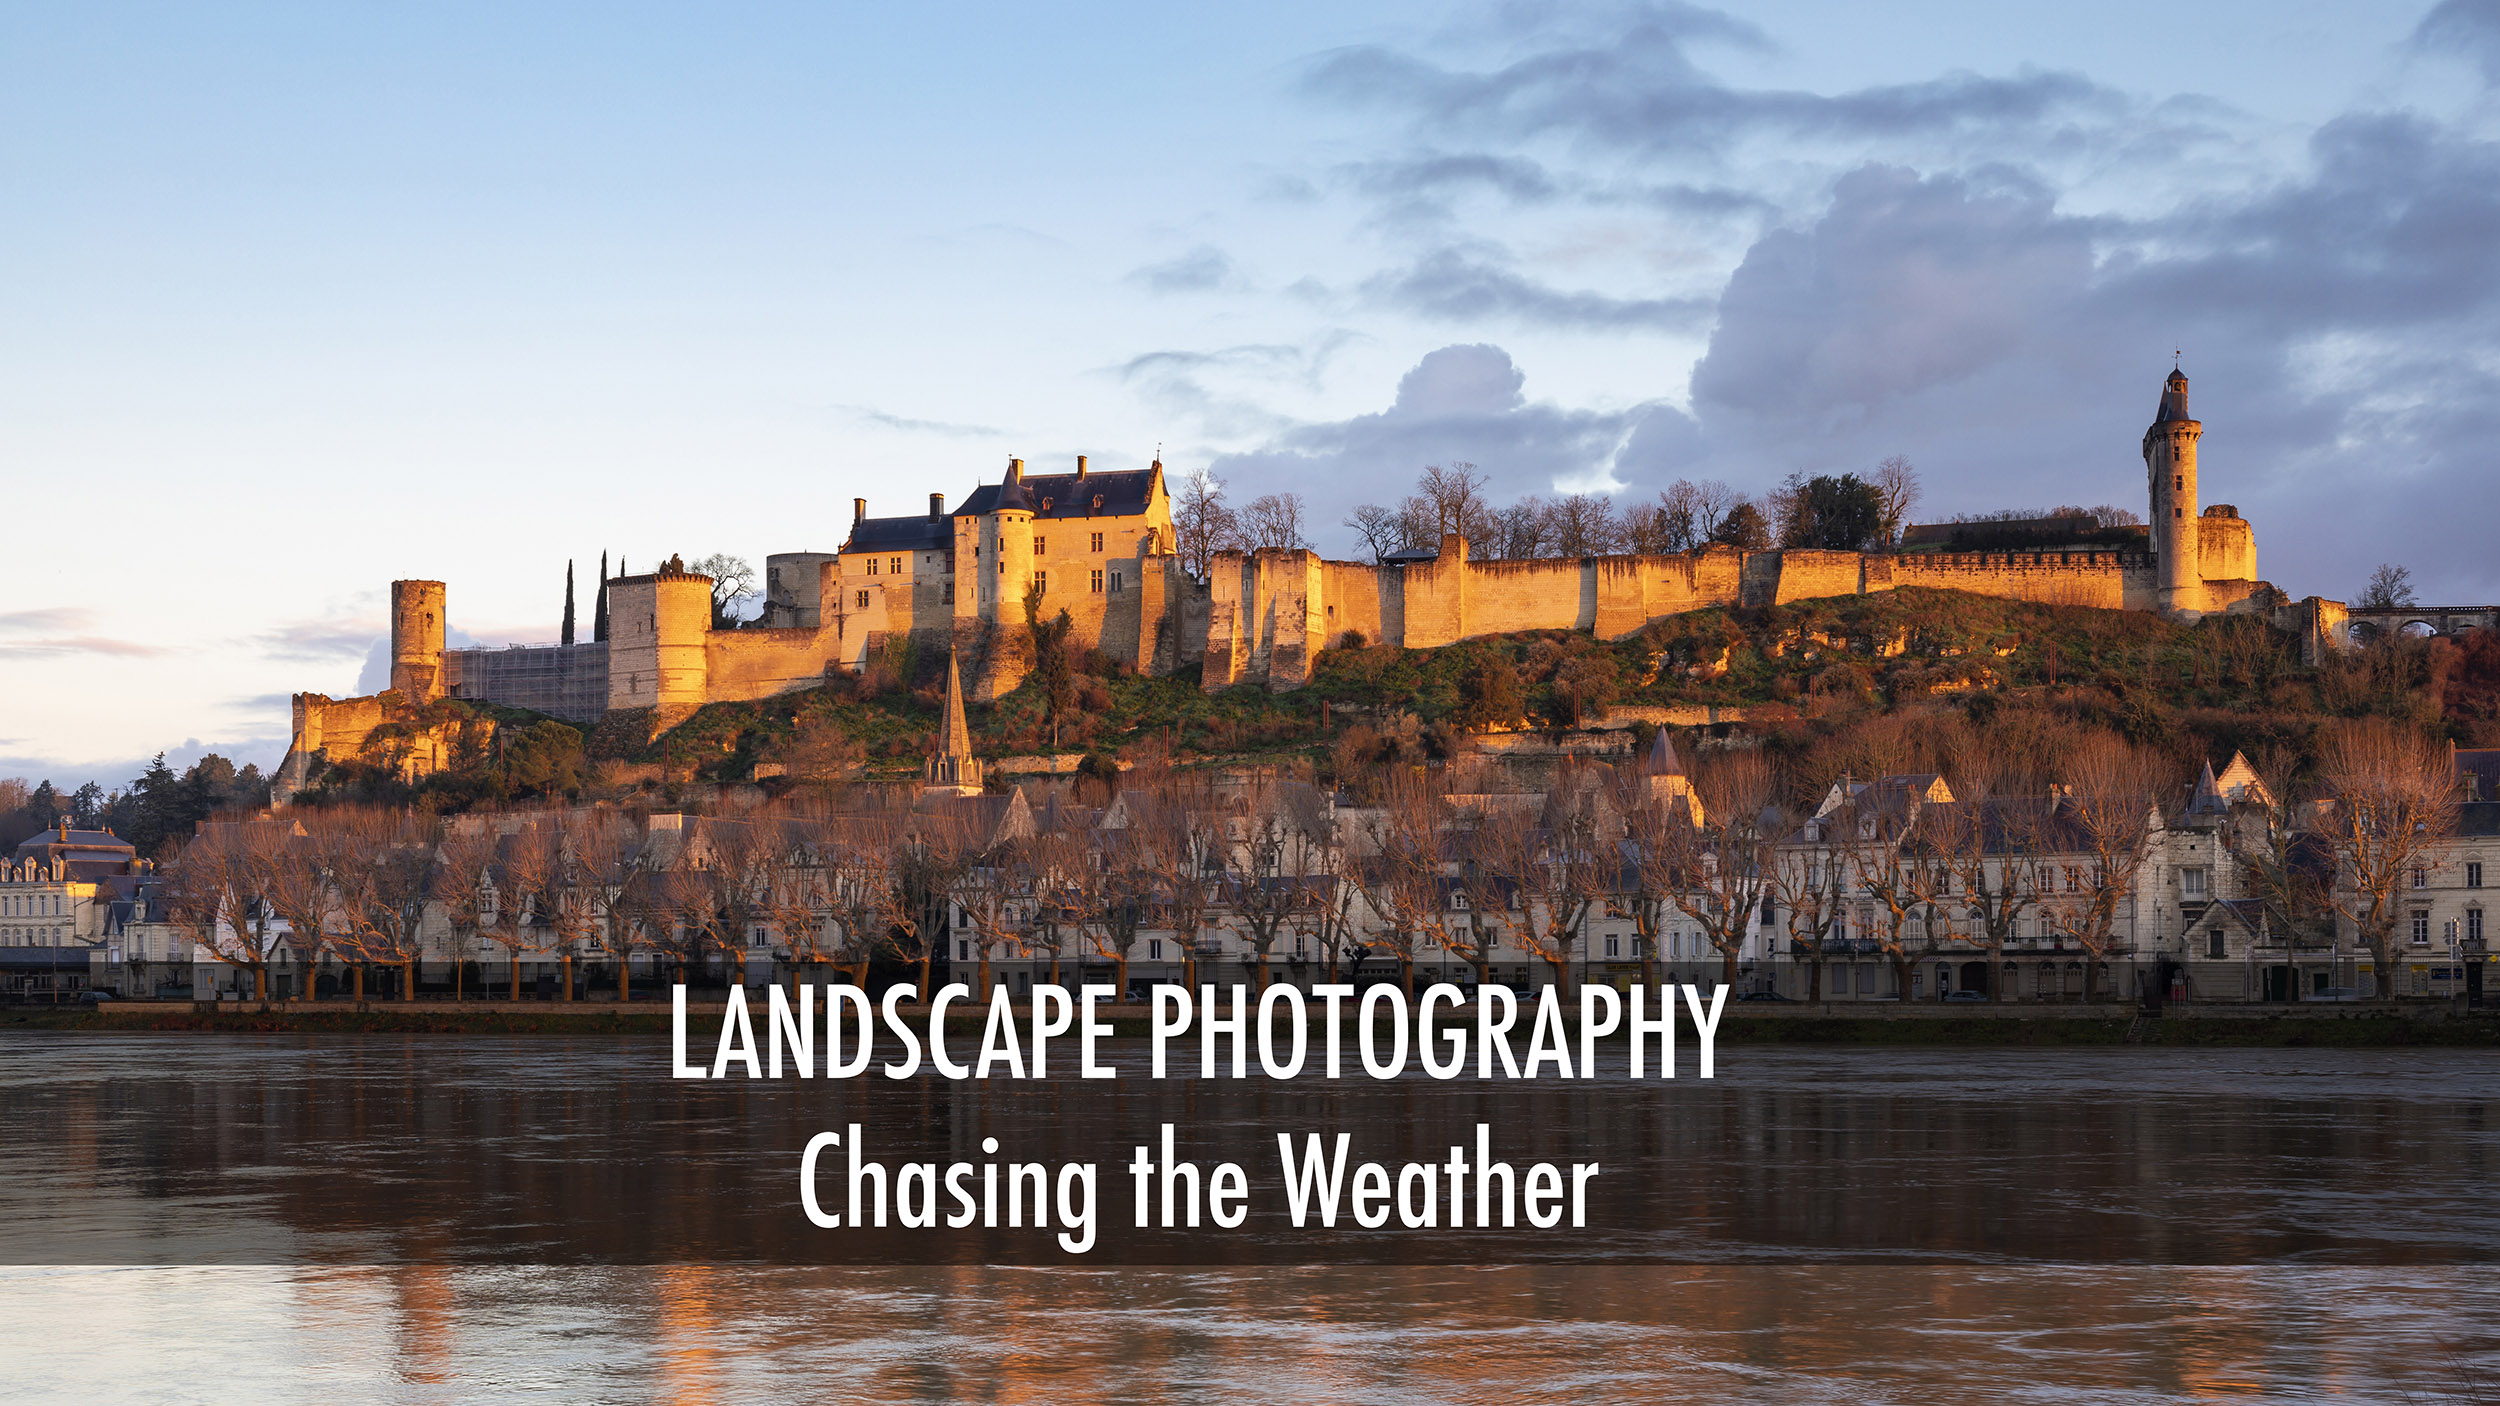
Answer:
291;587;2497;815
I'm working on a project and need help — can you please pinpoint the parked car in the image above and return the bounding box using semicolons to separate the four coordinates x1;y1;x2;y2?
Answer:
1735;991;1794;1003
78;990;114;1004
1943;989;1989;1003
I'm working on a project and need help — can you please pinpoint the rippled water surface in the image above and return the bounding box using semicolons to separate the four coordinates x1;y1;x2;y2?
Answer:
5;1036;2497;1400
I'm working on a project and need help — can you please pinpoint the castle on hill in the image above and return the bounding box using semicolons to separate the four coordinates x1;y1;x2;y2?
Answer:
276;366;2346;798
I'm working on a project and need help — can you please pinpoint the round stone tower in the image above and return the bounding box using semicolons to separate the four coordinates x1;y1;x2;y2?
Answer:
389;580;447;701
990;456;1034;616
2143;366;2203;616
649;560;716;719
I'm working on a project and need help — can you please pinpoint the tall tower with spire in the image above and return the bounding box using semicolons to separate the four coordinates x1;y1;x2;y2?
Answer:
924;648;985;795
2144;363;2204;616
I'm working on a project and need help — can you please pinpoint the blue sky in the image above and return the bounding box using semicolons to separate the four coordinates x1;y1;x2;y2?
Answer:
5;0;2497;790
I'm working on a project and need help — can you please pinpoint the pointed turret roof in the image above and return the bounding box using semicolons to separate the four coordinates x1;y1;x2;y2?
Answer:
1643;728;1684;777
2187;759;2228;816
994;457;1032;513
2156;365;2193;423
938;649;973;759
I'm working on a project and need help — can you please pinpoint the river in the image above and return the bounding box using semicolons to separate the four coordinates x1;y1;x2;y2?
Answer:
3;1034;2495;1401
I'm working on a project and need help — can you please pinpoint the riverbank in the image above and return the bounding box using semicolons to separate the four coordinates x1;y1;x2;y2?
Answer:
7;1000;2496;1045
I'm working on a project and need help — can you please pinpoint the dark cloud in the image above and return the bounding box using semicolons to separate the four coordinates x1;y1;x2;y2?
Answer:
1669;109;2500;601
1692;165;2099;421
2416;0;2500;84
1203;343;1671;545
1187;4;2500;602
1114;336;1360;440
1339;152;1562;207
840;404;1009;438
1128;245;1249;294
1364;246;1716;330
1302;14;2146;163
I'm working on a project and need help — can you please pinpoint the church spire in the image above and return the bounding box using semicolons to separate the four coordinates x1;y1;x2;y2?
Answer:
923;648;986;794
938;648;972;759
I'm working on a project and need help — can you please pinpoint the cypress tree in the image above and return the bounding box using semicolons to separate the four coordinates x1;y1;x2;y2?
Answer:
561;560;577;646
594;551;610;642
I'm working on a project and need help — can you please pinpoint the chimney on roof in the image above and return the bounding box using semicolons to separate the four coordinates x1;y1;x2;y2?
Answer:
929;492;945;519
854;498;867;525
1076;455;1088;478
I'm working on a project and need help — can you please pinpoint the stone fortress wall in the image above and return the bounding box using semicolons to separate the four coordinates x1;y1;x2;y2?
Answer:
276;367;2346;797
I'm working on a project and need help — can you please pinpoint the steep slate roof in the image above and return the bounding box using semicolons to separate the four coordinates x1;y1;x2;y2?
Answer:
2456;749;2500;804
12;826;138;880
2157;366;2193;423
954;467;1160;521
842;515;953;554
1643;730;1685;777
2185;761;2229;817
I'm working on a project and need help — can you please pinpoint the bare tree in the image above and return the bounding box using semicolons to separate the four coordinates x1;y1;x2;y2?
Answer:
2038;740;2166;1002
432;829;495;1000
1669;754;1780;992
166;823;284;1003
1604;775;1675;990
1239;493;1311;551
1844;794;1953;1004
2357;563;2417;611
1766;803;1849;1001
2222;749;2330;964
493;823;559;1000
1358;772;1452;995
252;819;334;1000
568;811;647;1002
2317;722;2461;999
346;808;438;1003
950;830;1031;1000
1173;467;1243;580
1933;790;2049;1005
1871;455;1921;548
1407;463;1497;546
1343;504;1403;564
690;553;758;627
884;812;965;999
1491;497;1552;560
1547;494;1625;558
1455;805;1536;988
1513;773;1611;995
1217;787;1323;992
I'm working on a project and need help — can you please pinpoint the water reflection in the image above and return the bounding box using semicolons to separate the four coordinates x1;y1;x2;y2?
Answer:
2;1037;2496;1265
4;1264;2496;1402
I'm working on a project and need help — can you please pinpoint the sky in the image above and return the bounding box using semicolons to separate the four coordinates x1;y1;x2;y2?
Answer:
5;0;2498;791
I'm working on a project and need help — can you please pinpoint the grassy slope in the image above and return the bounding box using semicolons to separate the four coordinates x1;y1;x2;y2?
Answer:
645;586;2404;785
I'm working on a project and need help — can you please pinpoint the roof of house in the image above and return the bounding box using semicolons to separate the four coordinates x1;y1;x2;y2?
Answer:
955;466;1161;522
11;826;138;880
842;515;954;555
2457;749;2500;804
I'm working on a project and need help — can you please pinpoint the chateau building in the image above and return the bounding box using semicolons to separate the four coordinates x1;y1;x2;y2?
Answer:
278;367;2344;797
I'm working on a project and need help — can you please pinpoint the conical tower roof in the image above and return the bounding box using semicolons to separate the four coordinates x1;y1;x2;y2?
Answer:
995;457;1032;513
938;649;973;759
1644;728;1685;776
2186;759;2227;815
